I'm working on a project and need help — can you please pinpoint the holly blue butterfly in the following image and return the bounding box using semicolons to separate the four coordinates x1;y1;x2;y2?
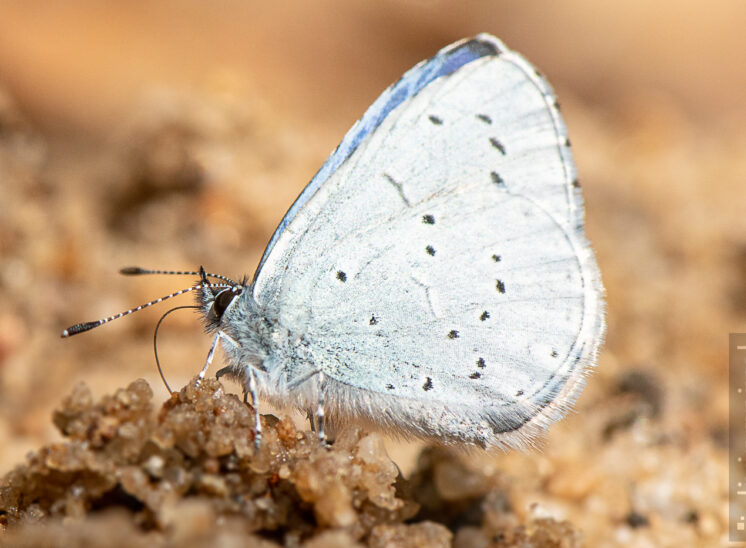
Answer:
64;34;605;450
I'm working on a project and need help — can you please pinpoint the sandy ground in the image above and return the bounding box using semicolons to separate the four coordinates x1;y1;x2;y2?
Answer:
0;2;744;546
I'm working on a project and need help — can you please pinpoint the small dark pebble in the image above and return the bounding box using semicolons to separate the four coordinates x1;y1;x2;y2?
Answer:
625;511;650;528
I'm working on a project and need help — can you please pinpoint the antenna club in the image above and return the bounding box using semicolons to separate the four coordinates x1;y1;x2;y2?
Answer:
120;267;147;275
61;321;102;338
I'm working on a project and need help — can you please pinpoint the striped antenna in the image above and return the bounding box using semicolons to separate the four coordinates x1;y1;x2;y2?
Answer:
120;267;239;286
60;282;231;337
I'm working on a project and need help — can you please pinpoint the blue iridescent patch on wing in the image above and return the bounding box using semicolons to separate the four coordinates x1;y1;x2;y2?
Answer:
254;36;503;279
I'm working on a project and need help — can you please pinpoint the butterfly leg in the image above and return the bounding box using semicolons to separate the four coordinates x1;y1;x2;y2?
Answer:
315;371;328;447
306;410;316;433
247;366;262;449
199;331;241;387
286;368;326;443
196;331;221;387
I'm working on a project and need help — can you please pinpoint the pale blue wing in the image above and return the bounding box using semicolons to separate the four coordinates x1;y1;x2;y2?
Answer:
250;34;604;448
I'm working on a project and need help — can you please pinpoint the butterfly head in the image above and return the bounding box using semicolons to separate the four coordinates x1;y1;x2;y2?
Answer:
196;267;248;332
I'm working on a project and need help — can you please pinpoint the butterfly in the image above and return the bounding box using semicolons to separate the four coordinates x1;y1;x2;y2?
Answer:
64;34;605;450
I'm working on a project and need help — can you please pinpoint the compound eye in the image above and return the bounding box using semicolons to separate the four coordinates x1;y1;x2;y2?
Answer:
212;289;237;319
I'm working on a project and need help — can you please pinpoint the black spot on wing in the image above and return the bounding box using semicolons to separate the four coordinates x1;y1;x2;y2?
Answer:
476;113;492;124
425;245;436;256
551;349;559;358
477;357;486;368
489;137;506;155
564;137;571;147
492;254;501;262
447;330;459;339
490;171;505;187
480;311;490;321
572;179;581;188
336;271;347;282
386;384;394;390
496;280;506;294
469;372;481;379
369;314;378;326
515;390;524;397
423;377;433;391
428;115;443;125
422;214;435;225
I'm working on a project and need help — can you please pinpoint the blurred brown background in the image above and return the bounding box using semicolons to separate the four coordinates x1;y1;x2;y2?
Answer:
1;1;744;545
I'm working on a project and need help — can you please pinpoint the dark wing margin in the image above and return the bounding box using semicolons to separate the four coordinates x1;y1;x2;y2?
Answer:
253;35;504;281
